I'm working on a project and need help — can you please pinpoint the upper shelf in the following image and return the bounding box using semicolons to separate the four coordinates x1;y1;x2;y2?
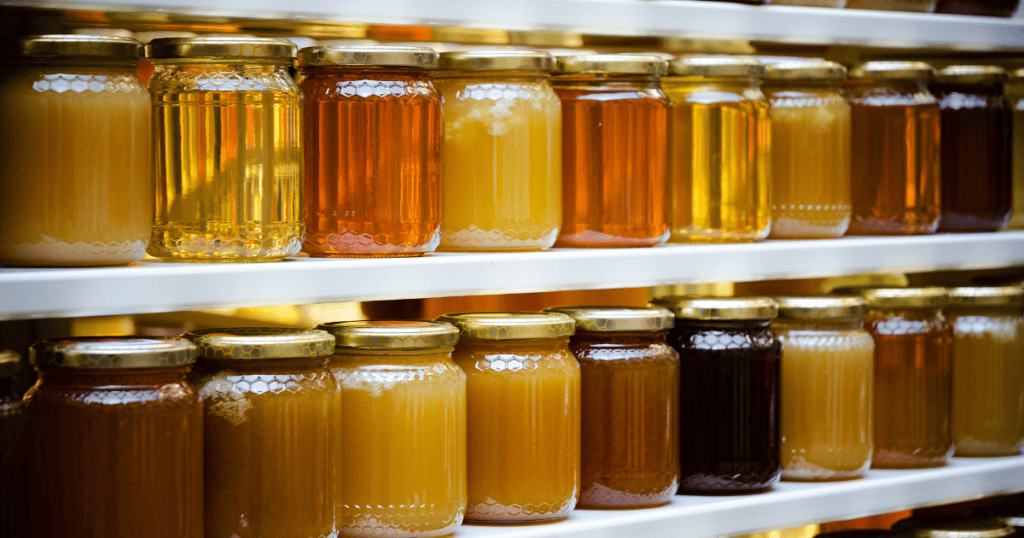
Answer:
1;232;1022;321
8;0;1024;50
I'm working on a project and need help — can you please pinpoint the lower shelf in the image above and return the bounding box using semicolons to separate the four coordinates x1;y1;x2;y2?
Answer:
457;456;1024;538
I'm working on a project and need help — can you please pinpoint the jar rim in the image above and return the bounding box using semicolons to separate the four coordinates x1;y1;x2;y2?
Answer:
900;518;1014;538
947;286;1024;308
185;328;335;360
774;296;867;320
435;312;575;340
763;60;846;82
651;296;778;321
848;61;935;81
6;34;143;61
543;306;674;332
30;337;196;369
148;37;296;61
854;287;949;309
317;320;458;350
437;49;553;72
667;55;764;78
297;45;437;68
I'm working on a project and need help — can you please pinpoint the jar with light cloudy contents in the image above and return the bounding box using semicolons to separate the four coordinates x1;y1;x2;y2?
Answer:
436;312;579;523
186;328;338;538
433;51;562;251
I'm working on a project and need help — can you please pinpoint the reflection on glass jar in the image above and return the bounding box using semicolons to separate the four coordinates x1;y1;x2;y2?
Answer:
24;337;202;538
1007;70;1024;231
0;351;26;538
0;35;152;267
437;312;579;523
318;321;465;538
186;328;338;538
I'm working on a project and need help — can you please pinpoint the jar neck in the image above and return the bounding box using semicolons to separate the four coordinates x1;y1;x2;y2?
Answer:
299;65;431;79
7;58;138;69
153;61;290;73
771;318;863;332
457;337;569;351
551;74;660;87
844;78;928;94
196;357;328;372
36;366;191;385
329;346;453;361
572;330;667;345
663;76;759;90
763;80;841;92
867;306;942;320
944;305;1023;317
434;70;550;82
673;319;772;331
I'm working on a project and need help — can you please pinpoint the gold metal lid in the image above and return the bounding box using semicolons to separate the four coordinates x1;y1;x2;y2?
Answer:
1008;68;1024;80
947;286;1024;308
543;306;674;332
437;50;553;72
652;297;778;321
430;27;510;45
904;519;1014;538
509;30;584;48
0;350;19;378
764;60;847;81
858;287;949;309
774;296;868;320
544;48;599;58
936;65;1007;85
667;55;764;78
633;52;677;62
147;37;296;61
848;61;936;81
7;35;143;60
317;321;458;350
30;337;197;369
555;54;667;76
185;328;335;360
435;312;575;340
297;45;437;68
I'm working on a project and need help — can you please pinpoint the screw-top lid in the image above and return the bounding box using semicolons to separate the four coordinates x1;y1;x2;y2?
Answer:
437;50;553;72
543;306;674;332
774;296;868;320
147;37;296;61
30;337;196;369
544;48;599;58
857;287;949;309
297;45;437;68
6;34;143;60
653;296;778;321
555;53;667;76
969;505;1024;529
848;61;936;81
667;55;764;78
764;60;847;81
947;286;1024;308
893;518;1015;538
184;328;335;360
435;312;575;340
317;321;458;350
1008;68;1024;81
935;65;1007;85
0;350;19;378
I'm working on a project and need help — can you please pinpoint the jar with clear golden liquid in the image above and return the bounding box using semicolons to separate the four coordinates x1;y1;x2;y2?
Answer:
551;55;670;247
934;67;1012;233
23;338;203;538
0;351;26;538
763;62;852;239
859;288;954;468
845;62;941;235
663;56;771;243
945;287;1024;456
298;46;442;257
544;307;678;508
437;313;580;523
772;297;874;481
186;328;338;538
148;37;304;262
434;51;562;251
1007;70;1024;230
317;321;466;538
0;35;151;267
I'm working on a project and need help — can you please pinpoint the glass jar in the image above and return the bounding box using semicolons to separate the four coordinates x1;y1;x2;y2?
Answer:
763;61;852;239
1007;69;1024;230
551;54;670;248
436;312;579;523
298;46;442;257
24;337;202;538
845;62;941;235
859;287;954;468
772;296;874;481
0;35;151;267
969;505;1024;530
936;0;1020;16
0;351;26;538
845;0;937;10
148;37;304;262
892;518;1015;538
945;287;1024;456
934;66;1012;233
434;51;562;251
317;321;465;538
663;56;771;243
544;306;678;508
659;296;781;493
186;328;338;538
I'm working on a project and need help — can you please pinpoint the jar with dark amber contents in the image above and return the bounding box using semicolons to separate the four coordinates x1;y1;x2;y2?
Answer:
945;287;1024;457
24;337;203;538
657;296;782;493
933;66;1012;233
543;306;678;508
892;518;1015;538
436;312;579;523
859;287;954;468
186;328;337;538
0;351;26;538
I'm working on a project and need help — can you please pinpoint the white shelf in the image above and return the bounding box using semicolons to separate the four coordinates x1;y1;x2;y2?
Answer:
1;233;1023;320
456;456;1024;538
8;0;1024;50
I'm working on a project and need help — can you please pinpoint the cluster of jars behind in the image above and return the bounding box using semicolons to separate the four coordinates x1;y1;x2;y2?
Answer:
1;35;1021;266
2;286;1022;537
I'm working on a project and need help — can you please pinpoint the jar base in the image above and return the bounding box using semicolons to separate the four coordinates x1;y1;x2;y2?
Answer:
464;516;569;526
155;257;288;263
304;252;428;258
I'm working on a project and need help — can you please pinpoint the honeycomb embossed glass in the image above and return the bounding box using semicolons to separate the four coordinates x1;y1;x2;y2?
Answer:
24;337;203;538
0;35;152;266
299;46;442;257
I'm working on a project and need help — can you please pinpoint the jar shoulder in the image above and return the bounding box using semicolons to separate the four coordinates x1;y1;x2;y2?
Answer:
149;64;300;95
